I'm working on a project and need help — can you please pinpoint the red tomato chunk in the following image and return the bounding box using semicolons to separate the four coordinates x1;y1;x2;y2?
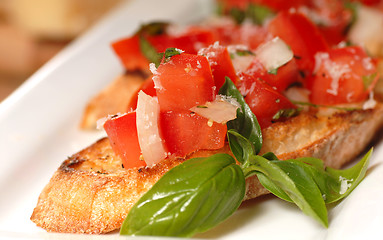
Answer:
307;46;378;105
104;112;146;169
237;72;297;129
159;111;227;157
155;53;216;112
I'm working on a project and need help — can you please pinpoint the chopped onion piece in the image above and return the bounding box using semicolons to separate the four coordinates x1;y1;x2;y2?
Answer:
363;92;376;110
190;95;239;124
255;37;293;71
136;91;167;166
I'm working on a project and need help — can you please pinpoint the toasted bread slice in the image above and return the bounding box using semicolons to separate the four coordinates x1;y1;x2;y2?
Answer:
31;102;383;234
80;72;146;129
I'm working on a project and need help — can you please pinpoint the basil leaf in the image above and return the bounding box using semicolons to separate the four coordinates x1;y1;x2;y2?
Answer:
138;21;169;36
120;153;246;237
256;172;292;202
362;72;377;90
267;68;278;75
291;148;372;204
249;156;328;227
159;47;183;64
291;101;359;111
262;152;279;160
229;7;246;24
219;77;262;154
272;108;301;121
246;3;275;25
227;129;255;165
139;36;162;67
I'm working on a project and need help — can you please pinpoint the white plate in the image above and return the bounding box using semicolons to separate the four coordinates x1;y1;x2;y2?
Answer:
1;0;383;239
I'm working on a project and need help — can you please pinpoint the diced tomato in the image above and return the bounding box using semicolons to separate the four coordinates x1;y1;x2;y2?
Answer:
199;44;237;91
111;35;149;71
159;111;227;157
103;112;146;169
268;11;329;76
112;27;215;72
148;26;215;53
307;46;379;105
155;53;216;112
234;24;271;50
127;77;156;111
306;0;353;46
244;58;300;92
208;20;238;46
237;72;297;128
268;58;300;91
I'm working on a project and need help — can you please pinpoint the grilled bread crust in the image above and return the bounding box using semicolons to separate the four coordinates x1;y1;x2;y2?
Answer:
31;102;383;234
80;72;146;129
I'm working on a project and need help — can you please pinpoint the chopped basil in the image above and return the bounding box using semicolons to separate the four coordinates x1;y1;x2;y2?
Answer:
246;4;275;25
137;22;169;36
291;101;360;111
362;72;377;90
344;2;359;34
196;105;208;108
227;4;274;25
236;49;255;56
268;68;278;75
229;7;246;24
137;22;170;66
139;36;162;67
272;108;301;121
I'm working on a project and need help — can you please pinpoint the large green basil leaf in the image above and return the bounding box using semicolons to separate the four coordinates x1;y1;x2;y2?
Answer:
219;77;262;154
290;148;372;204
246;155;328;227
120;153;246;237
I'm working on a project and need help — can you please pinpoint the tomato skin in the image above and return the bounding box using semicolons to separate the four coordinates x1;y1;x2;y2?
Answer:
104;112;146;169
234;24;271;50
155;53;215;112
148;27;214;53
112;28;215;72
237;73;297;129
127;77;156;111
199;44;237;91
159;111;227;157
307;46;378;105
112;36;149;71
268;11;329;76
244;58;300;92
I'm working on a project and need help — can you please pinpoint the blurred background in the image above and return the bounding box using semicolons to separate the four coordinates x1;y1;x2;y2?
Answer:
0;0;122;101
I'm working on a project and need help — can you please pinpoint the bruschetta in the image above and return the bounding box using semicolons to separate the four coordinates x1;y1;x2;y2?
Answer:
32;0;383;236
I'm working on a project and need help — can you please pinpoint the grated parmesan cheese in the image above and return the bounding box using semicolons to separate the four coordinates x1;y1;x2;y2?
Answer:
339;176;353;195
363;91;377;110
314;52;351;96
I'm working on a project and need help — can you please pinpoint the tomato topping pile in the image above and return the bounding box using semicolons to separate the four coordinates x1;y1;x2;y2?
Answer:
104;0;381;168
